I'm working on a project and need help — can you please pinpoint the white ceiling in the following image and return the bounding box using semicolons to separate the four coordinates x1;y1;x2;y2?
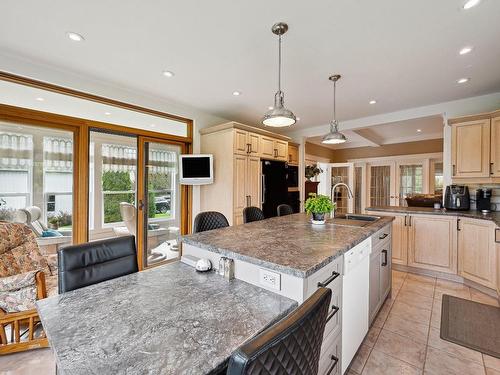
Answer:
307;115;444;149
1;0;500;133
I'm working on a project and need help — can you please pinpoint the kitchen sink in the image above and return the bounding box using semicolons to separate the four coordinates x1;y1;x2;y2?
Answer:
330;214;381;227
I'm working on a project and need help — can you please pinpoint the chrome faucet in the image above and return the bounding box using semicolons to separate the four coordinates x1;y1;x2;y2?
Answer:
331;182;354;218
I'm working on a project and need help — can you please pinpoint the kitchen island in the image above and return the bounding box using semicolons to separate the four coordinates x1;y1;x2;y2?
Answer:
36;262;297;375
182;212;394;374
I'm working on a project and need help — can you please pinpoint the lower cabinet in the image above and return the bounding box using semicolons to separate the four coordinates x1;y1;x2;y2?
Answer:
319;331;341;375
391;215;408;265
369;229;392;325
458;218;497;289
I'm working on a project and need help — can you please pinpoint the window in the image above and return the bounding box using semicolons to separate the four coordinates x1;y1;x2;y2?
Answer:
433;162;444;194
399;164;423;199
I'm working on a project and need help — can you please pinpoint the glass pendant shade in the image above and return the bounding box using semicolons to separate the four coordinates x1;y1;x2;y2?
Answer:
262;91;296;127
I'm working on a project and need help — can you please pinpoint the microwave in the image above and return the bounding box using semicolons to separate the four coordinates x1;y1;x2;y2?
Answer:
286;164;299;188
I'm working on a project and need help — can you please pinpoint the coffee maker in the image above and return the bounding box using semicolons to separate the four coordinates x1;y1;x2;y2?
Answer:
476;188;492;212
444;185;470;210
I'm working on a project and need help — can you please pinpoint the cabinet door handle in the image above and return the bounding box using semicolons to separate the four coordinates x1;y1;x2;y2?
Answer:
379;233;388;240
452;164;456;176
246;144;251;154
246;195;251;207
495;228;500;243
381;249;388;266
326;304;340;323
404;215;407;226
317;271;340;288
490;162;494;175
408;216;412;226
457;218;461;231
326;355;339;375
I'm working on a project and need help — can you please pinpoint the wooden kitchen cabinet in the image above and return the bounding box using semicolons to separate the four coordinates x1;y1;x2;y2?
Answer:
451;119;491;178
275;140;288;161
407;214;457;274
233;130;260;156
233;155;261;223
259;136;275;158
369;226;392;325
491;116;500;177
391;215;408;266
288;143;299;164
458;218;497;289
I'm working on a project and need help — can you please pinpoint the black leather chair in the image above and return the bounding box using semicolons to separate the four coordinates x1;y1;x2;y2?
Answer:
277;204;294;217
193;211;230;233
58;235;138;293
227;288;332;375
242;206;265;224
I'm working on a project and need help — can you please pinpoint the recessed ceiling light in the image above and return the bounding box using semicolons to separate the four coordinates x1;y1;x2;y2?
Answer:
104;112;111;116
296;117;301;121
35;97;44;102
369;100;377;105
150;124;156;128
67;32;85;42
162;70;174;78
459;46;473;55
457;78;470;84
463;0;481;9
232;91;241;96
268;106;274;110
417;129;422;132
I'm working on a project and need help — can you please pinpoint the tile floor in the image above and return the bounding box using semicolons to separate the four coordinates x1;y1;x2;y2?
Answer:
348;270;500;375
0;270;498;375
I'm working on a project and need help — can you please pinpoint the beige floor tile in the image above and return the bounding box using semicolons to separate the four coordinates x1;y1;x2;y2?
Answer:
350;344;373;374
401;280;435;298
484;354;500;371
362;349;421;375
406;273;436;285
486;369;500;375
0;348;55;375
427;326;483;364
397;290;434;311
424;346;485;375
430;299;442;329
374;329;426;369
364;326;381;348
392;270;408;279
383;313;429;344
434;286;471;300
470;289;500;307
389;300;432;326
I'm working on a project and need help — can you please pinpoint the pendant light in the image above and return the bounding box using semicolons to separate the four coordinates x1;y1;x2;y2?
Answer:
322;74;347;144
262;22;296;127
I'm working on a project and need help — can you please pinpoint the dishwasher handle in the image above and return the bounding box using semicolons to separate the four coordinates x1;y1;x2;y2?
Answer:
317;271;340;288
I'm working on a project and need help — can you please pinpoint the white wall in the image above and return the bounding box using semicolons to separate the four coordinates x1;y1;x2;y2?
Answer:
0;52;229;224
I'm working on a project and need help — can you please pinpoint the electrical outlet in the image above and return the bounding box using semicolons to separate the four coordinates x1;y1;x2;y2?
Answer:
259;269;281;291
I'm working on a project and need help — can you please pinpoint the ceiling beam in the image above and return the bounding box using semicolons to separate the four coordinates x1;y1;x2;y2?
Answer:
351;129;382;147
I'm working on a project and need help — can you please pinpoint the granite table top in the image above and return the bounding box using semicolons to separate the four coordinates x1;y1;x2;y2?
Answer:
36;262;297;375
366;206;500;227
182;213;394;278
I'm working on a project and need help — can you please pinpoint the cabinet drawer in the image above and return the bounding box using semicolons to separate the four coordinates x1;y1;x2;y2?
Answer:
319;331;341;375
372;224;391;249
323;281;342;340
306;258;342;297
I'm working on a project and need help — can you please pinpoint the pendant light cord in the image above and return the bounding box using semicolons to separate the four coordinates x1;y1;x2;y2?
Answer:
278;34;282;93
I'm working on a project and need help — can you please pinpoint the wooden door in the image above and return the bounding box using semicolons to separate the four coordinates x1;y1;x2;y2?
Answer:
407;214;457;274
275;140;288;160
259;136;275;159
451;119;490;178
233;154;248;215
288;144;299;164
458;218;497;289
247;132;260;156
491;116;500;177
233;129;249;155
391;215;408;265
246;156;261;208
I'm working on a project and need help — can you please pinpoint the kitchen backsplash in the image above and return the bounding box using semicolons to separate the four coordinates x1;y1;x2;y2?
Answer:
464;183;500;211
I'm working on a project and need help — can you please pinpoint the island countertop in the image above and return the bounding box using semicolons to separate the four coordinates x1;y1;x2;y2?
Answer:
182;213;394;278
36;262;297;375
366;206;500;227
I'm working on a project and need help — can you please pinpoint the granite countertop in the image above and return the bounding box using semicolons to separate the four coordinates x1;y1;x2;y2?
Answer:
182;213;394;278
366;206;500;227
36;262;297;375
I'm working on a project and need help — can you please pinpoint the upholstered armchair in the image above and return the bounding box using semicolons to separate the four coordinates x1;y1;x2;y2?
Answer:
0;221;56;354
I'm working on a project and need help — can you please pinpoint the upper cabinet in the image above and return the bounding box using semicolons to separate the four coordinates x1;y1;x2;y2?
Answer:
450;110;500;181
288;143;299;165
259;136;287;161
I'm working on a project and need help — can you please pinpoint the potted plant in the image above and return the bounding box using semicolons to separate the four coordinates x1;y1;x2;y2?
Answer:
304;193;335;224
48;216;60;230
305;165;323;181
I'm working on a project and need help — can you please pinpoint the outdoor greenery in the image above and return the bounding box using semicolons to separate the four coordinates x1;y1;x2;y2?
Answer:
304;193;335;214
305;165;323;180
0;198;14;221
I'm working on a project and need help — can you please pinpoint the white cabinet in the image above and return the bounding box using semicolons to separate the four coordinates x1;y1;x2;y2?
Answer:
369;225;392;325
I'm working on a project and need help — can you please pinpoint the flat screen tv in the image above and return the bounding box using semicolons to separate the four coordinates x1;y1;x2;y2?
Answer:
179;154;213;185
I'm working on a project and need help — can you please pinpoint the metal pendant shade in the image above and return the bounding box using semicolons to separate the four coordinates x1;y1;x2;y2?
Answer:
322;75;347;144
262;22;296;127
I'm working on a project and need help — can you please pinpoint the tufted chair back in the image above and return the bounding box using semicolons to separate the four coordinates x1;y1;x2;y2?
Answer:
193;211;229;233
277;204;294;217
0;221;50;278
227;288;332;375
242;206;265;224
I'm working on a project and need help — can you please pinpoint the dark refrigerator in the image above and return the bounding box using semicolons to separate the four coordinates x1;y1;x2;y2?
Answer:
261;160;288;218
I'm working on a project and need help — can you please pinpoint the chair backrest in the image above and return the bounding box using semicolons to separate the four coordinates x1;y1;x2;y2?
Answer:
242;206;265;224
0;221;50;278
277;204;294;217
57;235;138;293
17;206;48;236
227;288;332;375
120;202;136;235
193;211;229;233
